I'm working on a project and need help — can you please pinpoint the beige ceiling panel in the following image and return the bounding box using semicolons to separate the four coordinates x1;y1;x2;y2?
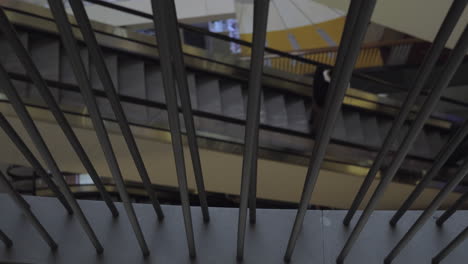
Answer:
315;0;468;49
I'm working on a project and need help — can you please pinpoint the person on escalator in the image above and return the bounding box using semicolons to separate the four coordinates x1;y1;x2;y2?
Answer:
310;66;332;134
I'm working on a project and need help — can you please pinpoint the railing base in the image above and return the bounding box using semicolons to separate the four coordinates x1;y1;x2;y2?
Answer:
1;194;467;263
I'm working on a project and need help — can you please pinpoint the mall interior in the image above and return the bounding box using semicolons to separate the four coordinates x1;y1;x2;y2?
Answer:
0;0;467;263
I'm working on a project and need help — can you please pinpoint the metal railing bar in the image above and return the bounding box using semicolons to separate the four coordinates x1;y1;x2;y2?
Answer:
0;61;103;253
436;190;468;226
0;7;118;218
237;0;269;260
385;159;468;263
390;120;468;225
150;0;196;258
0;113;70;213
0;170;57;250
165;0;210;222
48;0;148;255
432;226;468;264
343;0;468;226
67;0;163;220
338;24;468;264
247;0;270;224
0;229;12;248
248;151;258;224
284;0;376;261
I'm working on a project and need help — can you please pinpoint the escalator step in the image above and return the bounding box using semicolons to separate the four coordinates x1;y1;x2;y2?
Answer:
0;31;29;97
264;91;288;128
118;56;147;124
29;36;61;101
285;96;309;133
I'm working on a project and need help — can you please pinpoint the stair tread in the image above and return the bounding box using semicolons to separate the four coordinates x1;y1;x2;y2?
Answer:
242;89;267;124
411;128;431;158
264;91;288;128
285;96;309;132
29;36;61;101
0;31;29;97
220;81;245;119
332;109;347;140
378;118;393;149
197;76;222;113
59;46;83;107
118;57;146;123
343;110;364;144
427;130;444;158
89;52;118;120
145;63;166;125
360;113;382;147
197;76;223;134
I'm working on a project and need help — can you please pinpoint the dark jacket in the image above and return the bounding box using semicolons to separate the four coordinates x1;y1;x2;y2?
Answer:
313;66;331;108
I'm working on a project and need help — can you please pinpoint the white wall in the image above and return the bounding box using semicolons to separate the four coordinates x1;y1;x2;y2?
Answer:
18;0;236;26
19;0;343;34
84;0;236;26
314;0;468;49
236;0;343;34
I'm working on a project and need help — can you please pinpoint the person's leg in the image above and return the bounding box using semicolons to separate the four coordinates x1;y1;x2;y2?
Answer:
310;101;323;136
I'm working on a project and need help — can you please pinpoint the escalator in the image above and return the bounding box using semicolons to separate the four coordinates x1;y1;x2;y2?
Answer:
0;0;465;209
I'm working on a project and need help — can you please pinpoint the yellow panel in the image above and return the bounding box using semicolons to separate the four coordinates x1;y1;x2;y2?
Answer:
239;34;252;55
240;34;252;42
240;17;345;52
354;48;384;68
240;17;346;52
290;25;329;49
266;30;293;51
240;16;385;70
313;17;346;44
240;29;293;57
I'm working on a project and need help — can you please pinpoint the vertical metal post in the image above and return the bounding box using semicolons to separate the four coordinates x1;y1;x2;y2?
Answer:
284;0;376;261
0;113;70;213
164;0;210;222
0;229;12;248
47;0;149;256
432;226;468;264
150;0;196;258
343;0;468;226
0;8;118;218
0;62;103;253
385;159;468;263
391;121;468;226
67;0;163;220
248;156;258;224
237;0;269;259
0;171;57;250
436;191;468;226
338;25;468;264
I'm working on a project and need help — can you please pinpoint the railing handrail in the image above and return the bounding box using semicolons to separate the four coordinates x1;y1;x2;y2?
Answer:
249;38;424;61
287;38;424;56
